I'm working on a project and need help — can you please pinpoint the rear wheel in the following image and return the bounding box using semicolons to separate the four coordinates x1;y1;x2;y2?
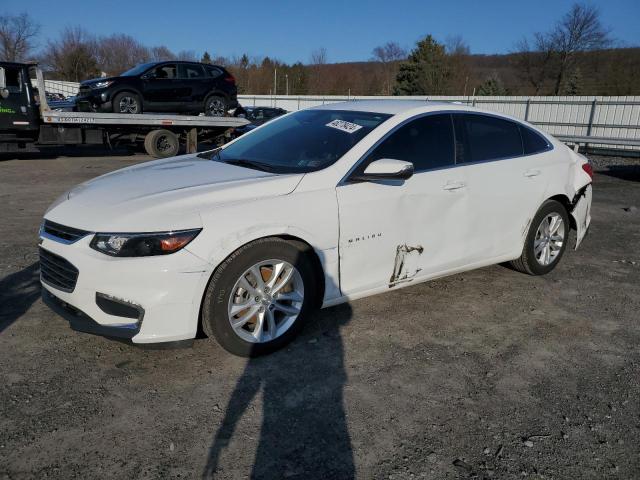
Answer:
201;238;318;356
112;92;142;114
143;129;179;158
204;95;227;116
510;199;570;275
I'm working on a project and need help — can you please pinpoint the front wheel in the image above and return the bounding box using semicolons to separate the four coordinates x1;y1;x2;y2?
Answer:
201;238;318;356
510;199;570;275
143;129;179;158
112;92;142;114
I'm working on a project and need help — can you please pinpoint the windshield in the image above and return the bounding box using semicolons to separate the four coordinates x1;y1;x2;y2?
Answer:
121;62;157;76
209;109;391;174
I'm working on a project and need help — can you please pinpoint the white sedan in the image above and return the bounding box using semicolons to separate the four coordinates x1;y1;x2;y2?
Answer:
39;101;593;356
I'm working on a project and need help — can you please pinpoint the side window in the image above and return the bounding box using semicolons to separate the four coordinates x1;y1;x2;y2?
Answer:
5;67;22;93
205;65;223;78
520;126;550;155
152;64;176;79
453;114;523;163
363;114;455;172
181;64;206;79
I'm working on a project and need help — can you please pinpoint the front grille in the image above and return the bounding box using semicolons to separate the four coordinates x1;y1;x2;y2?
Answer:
42;220;90;244
39;247;79;292
78;86;91;97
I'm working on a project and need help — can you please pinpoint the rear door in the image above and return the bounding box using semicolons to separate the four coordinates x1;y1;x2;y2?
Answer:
177;63;208;109
337;113;469;295
452;113;549;261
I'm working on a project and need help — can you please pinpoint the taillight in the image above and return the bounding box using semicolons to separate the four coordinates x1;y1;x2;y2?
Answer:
582;163;594;180
224;74;236;84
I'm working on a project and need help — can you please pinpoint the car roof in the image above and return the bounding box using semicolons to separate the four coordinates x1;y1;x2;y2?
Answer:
311;99;452;115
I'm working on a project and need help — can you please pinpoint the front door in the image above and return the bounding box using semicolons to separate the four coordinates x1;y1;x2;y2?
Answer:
337;113;469;296
142;63;179;107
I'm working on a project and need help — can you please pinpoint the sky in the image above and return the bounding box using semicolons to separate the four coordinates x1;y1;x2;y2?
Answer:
4;0;640;63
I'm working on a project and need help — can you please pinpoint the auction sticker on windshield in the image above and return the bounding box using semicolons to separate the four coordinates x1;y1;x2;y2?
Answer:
326;119;363;134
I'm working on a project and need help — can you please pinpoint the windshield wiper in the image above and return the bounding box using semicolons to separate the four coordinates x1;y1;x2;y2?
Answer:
197;148;221;160
224;159;276;173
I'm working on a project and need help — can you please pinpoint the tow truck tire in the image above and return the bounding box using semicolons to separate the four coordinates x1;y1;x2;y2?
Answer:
144;129;180;158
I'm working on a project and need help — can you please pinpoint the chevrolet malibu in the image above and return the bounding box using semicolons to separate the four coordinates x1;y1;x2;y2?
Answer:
39;101;593;356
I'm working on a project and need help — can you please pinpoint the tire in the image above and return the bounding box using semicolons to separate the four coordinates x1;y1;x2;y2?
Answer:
510;199;570;275
204;95;227;116
112;91;142;114
202;238;318;357
143;129;180;158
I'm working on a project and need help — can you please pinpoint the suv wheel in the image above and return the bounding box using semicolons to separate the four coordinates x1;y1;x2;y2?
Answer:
113;92;141;114
205;96;227;116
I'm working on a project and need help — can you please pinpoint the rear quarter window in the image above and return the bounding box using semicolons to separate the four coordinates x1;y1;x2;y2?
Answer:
520;126;551;155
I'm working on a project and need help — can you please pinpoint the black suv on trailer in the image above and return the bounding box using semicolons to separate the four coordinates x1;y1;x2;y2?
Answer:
76;61;238;116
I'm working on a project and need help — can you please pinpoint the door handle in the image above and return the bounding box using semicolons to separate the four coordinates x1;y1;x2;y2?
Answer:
524;169;541;178
442;181;466;191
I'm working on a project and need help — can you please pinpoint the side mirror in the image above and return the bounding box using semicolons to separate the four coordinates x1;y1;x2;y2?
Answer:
351;158;414;182
0;67;8;98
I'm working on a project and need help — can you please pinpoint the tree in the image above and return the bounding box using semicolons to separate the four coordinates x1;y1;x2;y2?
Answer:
149;45;176;61
372;41;406;94
445;35;472;95
309;47;328;93
176;50;197;61
513;3;611;94
95;34;149;76
0;12;40;62
41;27;100;81
549;3;610;94
477;74;508;96
394;35;449;95
564;67;582;95
201;51;212;64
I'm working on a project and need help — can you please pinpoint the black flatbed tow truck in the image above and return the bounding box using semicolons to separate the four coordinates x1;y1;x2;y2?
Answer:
0;62;249;158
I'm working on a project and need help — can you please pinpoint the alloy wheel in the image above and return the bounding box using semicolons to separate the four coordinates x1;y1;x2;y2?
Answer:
227;259;304;343
534;213;565;266
118;96;139;114
206;98;226;116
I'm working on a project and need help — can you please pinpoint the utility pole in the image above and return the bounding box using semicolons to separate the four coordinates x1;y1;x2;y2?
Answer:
274;68;277;96
285;74;289;96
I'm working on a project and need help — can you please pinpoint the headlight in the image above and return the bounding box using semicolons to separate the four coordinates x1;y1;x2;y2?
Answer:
90;229;201;257
91;81;113;89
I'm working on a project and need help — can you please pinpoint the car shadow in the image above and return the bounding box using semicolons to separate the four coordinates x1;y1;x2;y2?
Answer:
597;164;640;182
0;145;137;162
202;251;355;479
0;262;41;334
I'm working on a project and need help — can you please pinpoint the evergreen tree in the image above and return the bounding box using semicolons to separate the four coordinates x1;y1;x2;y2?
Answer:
477;74;508;96
393;35;449;95
564;68;582;95
201;51;212;64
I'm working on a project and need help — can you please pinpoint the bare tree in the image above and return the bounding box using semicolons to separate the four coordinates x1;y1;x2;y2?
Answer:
0;12;40;62
513;3;611;94
549;3;611;94
149;45;176;61
445;35;470;56
41;27;100;82
372;41;406;94
95;34;149;76
444;35;472;95
309;48;328;94
176;50;197;61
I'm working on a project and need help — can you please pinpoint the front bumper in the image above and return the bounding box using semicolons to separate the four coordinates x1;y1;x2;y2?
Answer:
75;89;112;112
39;234;212;344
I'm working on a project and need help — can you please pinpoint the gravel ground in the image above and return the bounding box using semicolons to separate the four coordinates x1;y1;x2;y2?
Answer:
0;149;639;480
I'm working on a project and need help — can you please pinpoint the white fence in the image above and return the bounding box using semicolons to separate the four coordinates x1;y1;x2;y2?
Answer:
40;80;640;153
239;94;640;153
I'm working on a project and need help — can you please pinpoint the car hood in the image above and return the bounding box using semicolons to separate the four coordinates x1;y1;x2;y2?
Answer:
80;76;122;86
45;154;304;232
